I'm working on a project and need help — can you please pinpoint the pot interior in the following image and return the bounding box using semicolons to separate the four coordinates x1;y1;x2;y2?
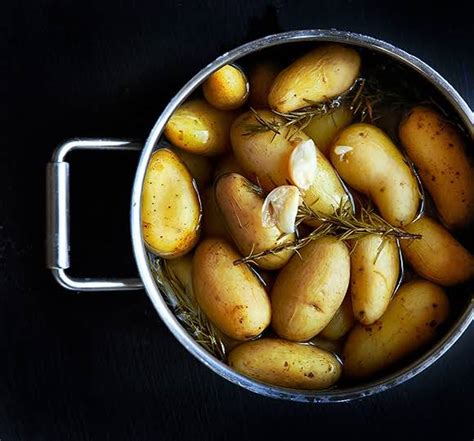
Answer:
133;31;474;402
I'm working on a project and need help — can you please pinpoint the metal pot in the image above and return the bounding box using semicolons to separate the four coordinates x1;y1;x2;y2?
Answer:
46;30;474;402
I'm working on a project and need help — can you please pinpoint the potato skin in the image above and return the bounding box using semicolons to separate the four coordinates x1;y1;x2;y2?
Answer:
399;106;474;229
164;100;235;156
401;216;474;286
171;148;212;187
343;280;449;379
166;254;194;297
330;123;420;226
201;186;231;240
192;239;271;340
215;173;295;270
231;110;349;215
268;44;361;113
248;61;280;108
203;64;249;110
350;236;400;325
231;110;297;191
320;293;355;341
271;237;351;341
213;154;247;179
142;149;201;258
303;106;353;157
228;338;341;389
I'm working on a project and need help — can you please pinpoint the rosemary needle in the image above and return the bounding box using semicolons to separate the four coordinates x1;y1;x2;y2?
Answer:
234;201;421;266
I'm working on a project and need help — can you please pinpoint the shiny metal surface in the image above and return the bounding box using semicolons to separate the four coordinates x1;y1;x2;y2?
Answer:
47;139;143;291
129;30;473;402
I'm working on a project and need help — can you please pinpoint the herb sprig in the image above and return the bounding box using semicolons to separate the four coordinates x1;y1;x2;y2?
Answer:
234;201;421;266
150;257;226;361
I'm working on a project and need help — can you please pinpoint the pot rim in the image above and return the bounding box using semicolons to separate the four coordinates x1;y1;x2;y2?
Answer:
130;29;474;402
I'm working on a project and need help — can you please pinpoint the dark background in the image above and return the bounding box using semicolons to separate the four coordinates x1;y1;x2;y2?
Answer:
2;1;473;440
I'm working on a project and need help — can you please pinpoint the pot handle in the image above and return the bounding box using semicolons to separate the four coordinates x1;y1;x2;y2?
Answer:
46;139;144;291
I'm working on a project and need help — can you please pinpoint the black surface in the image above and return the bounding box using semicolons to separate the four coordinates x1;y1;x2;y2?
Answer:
2;1;473;440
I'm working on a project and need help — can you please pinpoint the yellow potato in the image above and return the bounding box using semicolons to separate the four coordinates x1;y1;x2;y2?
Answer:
142;149;201;258
320;293;355;340
201;186;231;240
228;338;341;389
231;111;296;190
401;216;474;286
164;99;235;156
248;61;280;108
213;154;247;179
203;64;249;110
309;336;343;355
343;280;449;379
271;237;350;341
171;148;212;187
303;106;353;157
350;235;400;325
231;110;349;215
165;254;194;297
192;238;271;340
215;173;295;270
167;253;242;353
330;123;420;226
399;106;474;229
268;44;361;113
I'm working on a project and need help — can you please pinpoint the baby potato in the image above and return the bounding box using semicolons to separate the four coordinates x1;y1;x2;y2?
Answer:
272;237;351;341
350;235;400;325
309;336;344;355
164;99;235;156
215;173;295;269
248;61;280;108
320;293;355;341
172;148;212;187
330;123;420;226
228;338;341;389
192;238;271;340
268;44;361;113
399;106;474;229
166;254;194;297
142;149;201;258
343;280;449;379
213;154;247;179
401;216;474;286
231;110;349;215
231;111;296;190
203;64;249;110
201;186;231;240
303;106;353;157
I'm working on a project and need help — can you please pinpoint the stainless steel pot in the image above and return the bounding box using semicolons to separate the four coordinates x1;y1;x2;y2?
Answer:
46;30;474;402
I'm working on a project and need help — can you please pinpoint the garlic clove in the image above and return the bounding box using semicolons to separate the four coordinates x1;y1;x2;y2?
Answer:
333;145;353;162
288;138;318;190
261;185;301;233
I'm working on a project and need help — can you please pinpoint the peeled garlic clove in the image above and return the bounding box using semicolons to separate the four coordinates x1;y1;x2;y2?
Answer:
261;185;301;233
288;139;318;190
333;145;353;162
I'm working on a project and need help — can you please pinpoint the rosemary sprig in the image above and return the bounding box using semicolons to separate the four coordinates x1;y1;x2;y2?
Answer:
243;77;367;138
299;200;421;241
274;77;367;133
233;221;334;266
243;108;282;136
149;256;226;361
234;201;421;266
